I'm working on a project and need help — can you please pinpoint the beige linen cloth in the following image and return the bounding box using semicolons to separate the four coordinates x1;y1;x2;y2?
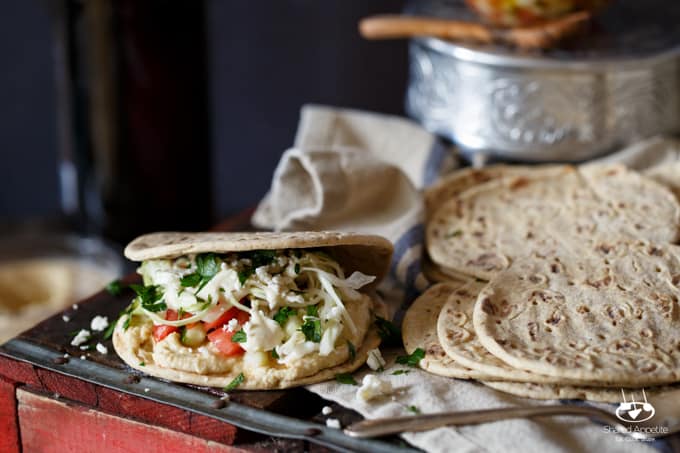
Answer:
253;105;680;453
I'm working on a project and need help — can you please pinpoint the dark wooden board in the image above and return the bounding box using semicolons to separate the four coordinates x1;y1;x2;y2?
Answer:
0;210;405;452
0;210;420;453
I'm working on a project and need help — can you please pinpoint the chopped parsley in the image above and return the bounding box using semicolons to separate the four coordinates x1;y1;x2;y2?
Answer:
139;362;145;366
294;263;300;274
180;253;221;293
130;284;166;312
224;372;245;391
237;250;277;285
300;319;322;342
407;405;420;414
237;270;250;286
391;369;411;376
271;349;279;359
375;316;401;347
106;279;125;296
300;304;322;342
180;273;201;288
396;348;425;367
249;250;278;268
347;341;356;361
196;296;213;311
273;306;295;325
103;302;137;339
306;305;319;317
335;373;358;385
122;314;132;330
238;267;254;286
231;329;247;343
102;322;117;340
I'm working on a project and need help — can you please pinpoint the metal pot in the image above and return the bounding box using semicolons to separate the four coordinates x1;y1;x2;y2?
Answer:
405;0;680;162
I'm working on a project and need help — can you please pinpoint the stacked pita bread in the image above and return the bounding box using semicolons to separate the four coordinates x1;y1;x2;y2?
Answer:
407;164;680;402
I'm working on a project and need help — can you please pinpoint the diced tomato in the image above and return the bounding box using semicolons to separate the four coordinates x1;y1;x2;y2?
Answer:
207;328;245;356
205;306;250;356
203;306;250;332
234;309;250;325
153;324;177;342
152;309;192;342
166;309;180;321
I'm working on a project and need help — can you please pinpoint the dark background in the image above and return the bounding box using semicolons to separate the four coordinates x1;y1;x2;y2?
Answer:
0;0;407;223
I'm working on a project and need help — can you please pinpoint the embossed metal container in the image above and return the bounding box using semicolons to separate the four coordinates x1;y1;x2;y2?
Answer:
405;0;680;161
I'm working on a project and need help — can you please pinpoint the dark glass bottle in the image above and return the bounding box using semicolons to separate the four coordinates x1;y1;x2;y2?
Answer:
51;0;213;245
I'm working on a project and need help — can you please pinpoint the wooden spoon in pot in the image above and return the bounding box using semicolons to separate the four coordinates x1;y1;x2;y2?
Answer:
359;11;590;49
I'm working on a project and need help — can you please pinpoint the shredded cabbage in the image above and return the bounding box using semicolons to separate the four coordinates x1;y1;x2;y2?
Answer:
134;249;375;359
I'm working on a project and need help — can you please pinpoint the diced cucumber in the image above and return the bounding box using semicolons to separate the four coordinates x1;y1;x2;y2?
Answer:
244;351;269;368
181;325;206;347
285;316;302;337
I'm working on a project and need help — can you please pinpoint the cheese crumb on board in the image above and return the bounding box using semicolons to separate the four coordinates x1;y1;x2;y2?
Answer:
71;329;90;346
90;315;109;332
357;374;393;402
325;418;341;429
366;348;386;371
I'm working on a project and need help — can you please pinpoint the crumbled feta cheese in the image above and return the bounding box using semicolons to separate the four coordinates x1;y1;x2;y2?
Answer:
366;348;386;371
241;310;284;352
220;394;230;402
277;331;318;364
357;374;393;402
63;353;70;358
327;306;343;320
319;320;342;356
80;345;89;350
72;304;79;310
144;388;150;393
322;406;333;415
326;418;341;429
95;343;108;354
226;318;239;332
283;291;305;305
80;355;87;360
90;315;109;332
62;315;70;322
71;329;91;346
255;266;272;282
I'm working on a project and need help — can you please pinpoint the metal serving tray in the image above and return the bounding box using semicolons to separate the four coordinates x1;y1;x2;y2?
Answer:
0;282;417;453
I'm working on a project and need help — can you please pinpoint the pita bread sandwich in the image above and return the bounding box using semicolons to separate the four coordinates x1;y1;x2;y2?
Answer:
113;231;392;389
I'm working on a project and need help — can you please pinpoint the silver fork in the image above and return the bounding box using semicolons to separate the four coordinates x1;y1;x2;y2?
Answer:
344;404;677;440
